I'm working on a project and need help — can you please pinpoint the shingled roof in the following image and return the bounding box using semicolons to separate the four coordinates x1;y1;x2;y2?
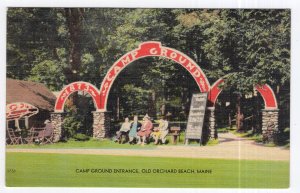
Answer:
6;78;56;111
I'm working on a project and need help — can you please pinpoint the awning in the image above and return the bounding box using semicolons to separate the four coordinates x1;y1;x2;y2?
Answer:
6;102;39;121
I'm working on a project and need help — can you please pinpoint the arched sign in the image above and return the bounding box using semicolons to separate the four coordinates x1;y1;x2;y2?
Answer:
207;78;225;107
6;102;39;120
208;78;278;109
99;41;211;111
254;84;278;109
54;81;101;112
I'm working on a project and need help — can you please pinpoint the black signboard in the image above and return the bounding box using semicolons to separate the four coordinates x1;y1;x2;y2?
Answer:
185;93;208;144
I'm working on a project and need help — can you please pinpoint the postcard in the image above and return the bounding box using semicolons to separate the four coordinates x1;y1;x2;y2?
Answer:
4;6;292;190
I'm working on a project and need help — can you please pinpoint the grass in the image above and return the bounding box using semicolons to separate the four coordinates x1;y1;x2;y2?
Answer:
6;152;289;188
6;132;189;149
217;127;231;133
231;129;289;148
6;138;158;149
206;139;219;146
233;130;263;141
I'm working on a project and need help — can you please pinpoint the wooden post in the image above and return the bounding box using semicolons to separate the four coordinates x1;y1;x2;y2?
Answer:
25;116;29;129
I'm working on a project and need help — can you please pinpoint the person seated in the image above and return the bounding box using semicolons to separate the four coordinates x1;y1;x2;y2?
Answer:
137;114;153;146
159;116;169;144
152;116;169;145
128;115;142;144
151;126;160;143
115;117;131;143
35;120;53;144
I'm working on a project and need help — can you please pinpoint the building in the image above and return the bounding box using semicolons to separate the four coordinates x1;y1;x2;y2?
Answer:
6;78;56;129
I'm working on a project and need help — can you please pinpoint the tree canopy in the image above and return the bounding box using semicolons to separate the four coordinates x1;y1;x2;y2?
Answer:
7;8;290;128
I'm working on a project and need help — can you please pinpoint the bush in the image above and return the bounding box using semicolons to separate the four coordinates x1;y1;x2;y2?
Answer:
73;133;90;141
62;116;82;139
252;134;263;143
276;127;290;146
284;127;290;133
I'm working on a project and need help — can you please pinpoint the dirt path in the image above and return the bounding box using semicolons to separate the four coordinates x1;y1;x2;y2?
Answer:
6;132;289;161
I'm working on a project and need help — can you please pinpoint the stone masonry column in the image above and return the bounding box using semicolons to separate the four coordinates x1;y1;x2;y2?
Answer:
50;112;65;142
92;111;110;139
207;107;217;139
261;109;279;143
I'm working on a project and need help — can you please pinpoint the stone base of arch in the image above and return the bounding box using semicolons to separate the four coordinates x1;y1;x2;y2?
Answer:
50;112;66;142
206;107;217;139
92;111;110;139
261;109;279;143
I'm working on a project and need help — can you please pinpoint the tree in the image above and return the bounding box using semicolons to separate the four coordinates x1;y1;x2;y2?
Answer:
7;8;64;81
63;8;84;83
7;8;290;132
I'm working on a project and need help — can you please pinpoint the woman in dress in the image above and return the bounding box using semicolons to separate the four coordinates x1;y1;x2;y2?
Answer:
137;114;153;146
152;116;169;145
128;115;142;144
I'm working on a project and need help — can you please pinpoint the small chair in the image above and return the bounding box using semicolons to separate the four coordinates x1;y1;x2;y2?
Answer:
6;128;22;145
23;127;37;144
38;124;54;144
23;127;44;144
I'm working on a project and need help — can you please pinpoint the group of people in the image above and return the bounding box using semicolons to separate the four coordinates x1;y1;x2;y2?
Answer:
115;114;169;146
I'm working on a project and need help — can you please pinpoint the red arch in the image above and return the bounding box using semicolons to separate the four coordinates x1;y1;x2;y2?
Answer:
207;78;278;109
98;41;211;111
54;81;101;112
207;79;225;107
254;84;278;109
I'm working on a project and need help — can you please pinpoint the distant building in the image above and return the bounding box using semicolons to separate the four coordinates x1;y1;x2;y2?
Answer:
6;78;56;129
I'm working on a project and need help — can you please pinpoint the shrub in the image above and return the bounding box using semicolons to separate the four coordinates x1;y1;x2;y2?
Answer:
62;116;82;139
252;134;263;143
73;133;90;141
276;127;290;146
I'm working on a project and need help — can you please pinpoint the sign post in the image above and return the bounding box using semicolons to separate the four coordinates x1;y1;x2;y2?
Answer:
185;93;208;145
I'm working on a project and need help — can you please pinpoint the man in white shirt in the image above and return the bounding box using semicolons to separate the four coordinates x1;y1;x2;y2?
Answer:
115;117;131;143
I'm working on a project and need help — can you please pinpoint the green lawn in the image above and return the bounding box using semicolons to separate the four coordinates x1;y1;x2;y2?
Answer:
6;152;289;188
6;138;158;149
6;133;188;149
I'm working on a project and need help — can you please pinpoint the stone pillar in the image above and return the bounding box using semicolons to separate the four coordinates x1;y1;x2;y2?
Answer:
92;111;110;139
207;107;217;139
50;112;65;142
261;109;279;143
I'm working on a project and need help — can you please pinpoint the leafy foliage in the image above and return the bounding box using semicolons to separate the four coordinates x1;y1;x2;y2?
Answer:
7;8;290;135
62;115;82;139
73;133;90;141
28;60;66;91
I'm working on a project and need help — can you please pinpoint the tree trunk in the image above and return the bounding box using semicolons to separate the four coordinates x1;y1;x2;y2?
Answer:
229;112;232;129
161;104;166;116
64;8;83;83
64;8;84;108
236;94;243;131
116;97;120;120
148;90;156;119
180;88;187;117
